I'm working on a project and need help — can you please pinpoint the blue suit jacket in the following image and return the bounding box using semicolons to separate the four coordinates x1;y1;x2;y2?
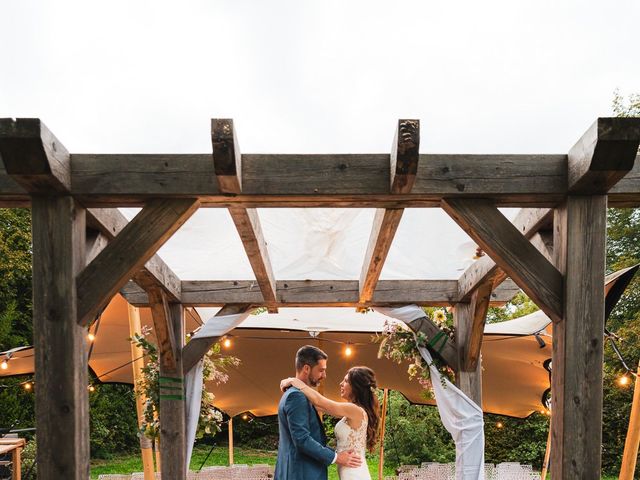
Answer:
274;387;335;480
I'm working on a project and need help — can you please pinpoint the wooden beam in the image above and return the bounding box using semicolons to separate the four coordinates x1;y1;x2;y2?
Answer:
32;196;89;479
568;117;640;194
457;208;553;302
359;209;404;304
211;119;277;310
182;304;252;374
2;152;640;207
529;231;554;264
148;288;177;372
87;208;182;303
551;195;607;478
76;198;199;326
121;279;519;307
359;120;420;304
228;208;278;309
159;303;186;480
463;281;493;372
404;316;458;371
443;199;562;322
212;119;242;194
453;302;482;407
390;119;420;194
85;229;109;265
0;118;70;193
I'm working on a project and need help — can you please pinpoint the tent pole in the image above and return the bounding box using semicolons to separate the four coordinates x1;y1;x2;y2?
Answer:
619;361;640;480
378;388;389;480
228;417;234;465
128;304;156;480
540;414;551;479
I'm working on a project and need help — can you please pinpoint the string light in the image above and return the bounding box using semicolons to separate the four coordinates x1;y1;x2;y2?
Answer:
344;344;353;357
223;337;232;349
619;374;631;387
242;413;248;421
23;382;32;391
496;422;503;429
87;333;96;342
88;385;96;392
1;359;7;370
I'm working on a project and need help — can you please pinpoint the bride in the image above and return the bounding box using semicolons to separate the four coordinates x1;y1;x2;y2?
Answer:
281;366;380;480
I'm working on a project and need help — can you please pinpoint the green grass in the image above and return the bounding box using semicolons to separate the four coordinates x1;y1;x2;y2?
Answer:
90;445;396;479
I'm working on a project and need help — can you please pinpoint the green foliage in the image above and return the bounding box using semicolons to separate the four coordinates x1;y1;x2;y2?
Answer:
130;331;238;440
484;413;549;469
89;383;139;459
0;208;32;350
383;391;455;465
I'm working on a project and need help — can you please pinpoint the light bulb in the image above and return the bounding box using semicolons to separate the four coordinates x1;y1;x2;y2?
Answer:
619;375;631;386
87;333;96;342
242;414;248;421
223;338;232;349
1;360;7;370
88;385;95;392
24;382;32;391
344;345;353;357
496;422;503;429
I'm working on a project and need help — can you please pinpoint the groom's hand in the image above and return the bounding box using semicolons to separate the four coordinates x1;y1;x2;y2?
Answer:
336;450;362;468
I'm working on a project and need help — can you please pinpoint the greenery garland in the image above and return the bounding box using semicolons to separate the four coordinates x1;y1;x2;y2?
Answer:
130;326;240;440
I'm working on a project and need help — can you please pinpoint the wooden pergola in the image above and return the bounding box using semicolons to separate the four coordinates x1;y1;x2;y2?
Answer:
0;117;639;479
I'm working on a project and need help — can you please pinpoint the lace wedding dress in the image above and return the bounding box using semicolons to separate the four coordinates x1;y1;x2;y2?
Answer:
335;408;371;480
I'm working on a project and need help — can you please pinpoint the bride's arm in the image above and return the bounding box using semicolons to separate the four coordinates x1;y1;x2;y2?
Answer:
281;377;362;421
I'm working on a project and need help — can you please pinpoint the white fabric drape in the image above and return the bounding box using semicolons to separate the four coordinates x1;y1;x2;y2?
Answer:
375;305;485;480
184;311;252;470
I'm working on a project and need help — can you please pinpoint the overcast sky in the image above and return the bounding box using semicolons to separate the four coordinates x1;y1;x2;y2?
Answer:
1;0;639;155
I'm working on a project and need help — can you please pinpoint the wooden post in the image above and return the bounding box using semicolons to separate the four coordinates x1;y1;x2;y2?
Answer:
13;445;21;480
128;304;156;480
228;417;234;465
378;388;389;480
540;415;551;480
551;195;607;479
32;196;89;480
155;438;161;473
453;303;482;407
159;303;186;480
619;362;640;480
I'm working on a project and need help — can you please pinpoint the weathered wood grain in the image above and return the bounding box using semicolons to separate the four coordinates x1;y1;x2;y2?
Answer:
85;229;109;265
529;231;554;264
159;303;185;480
568;117;640;194
121;279;519;307
182;304;252;374
148;288;177;371
86;208;182;302
0;118;70;193
32;196;89;479
390;120;420;194
464;281;493;372
551;195;607;479
457;208;553;302
454;302;482;407
228;208;277;308
359;209;405;303
77;199;199;326
443;199;562;322
212;119;242;193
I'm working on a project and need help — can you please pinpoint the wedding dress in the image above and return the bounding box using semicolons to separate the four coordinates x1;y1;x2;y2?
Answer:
335;407;371;480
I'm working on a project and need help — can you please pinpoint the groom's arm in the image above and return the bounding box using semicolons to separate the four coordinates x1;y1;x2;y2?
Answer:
285;389;336;466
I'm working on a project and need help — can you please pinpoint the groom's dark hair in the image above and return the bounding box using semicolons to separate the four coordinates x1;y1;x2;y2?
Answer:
295;345;328;372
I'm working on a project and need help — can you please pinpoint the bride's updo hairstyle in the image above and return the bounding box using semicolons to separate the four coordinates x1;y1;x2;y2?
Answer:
347;366;380;452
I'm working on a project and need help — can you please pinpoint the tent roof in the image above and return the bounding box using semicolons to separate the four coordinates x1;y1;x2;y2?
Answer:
122;207;520;282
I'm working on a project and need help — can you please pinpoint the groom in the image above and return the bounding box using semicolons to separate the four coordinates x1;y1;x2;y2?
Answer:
275;345;362;480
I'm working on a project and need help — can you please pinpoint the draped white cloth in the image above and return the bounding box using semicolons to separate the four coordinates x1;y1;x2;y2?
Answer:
184;311;252;470
375;305;485;480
